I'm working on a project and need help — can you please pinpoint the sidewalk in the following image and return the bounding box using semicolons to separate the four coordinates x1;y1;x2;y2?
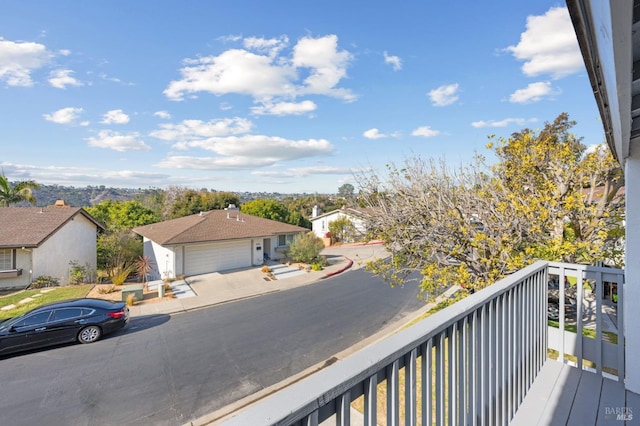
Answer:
128;242;388;317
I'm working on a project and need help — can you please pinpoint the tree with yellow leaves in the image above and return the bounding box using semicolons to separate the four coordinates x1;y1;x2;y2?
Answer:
357;113;624;299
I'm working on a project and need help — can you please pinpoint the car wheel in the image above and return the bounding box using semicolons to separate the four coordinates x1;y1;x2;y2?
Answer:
548;303;559;321
78;325;102;344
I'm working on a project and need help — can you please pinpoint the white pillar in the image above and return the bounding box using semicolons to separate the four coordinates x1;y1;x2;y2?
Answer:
625;150;640;393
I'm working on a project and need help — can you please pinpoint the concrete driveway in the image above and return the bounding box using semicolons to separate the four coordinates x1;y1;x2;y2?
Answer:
128;242;389;317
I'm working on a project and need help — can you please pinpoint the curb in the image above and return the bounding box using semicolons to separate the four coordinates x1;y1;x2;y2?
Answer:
322;257;353;278
133;256;355;317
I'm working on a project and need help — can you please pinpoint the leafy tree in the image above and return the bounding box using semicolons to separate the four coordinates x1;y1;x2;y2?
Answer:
285;210;311;228
86;199;160;231
358;157;534;298
241;199;289;222
86;200;159;274
0;174;40;206
96;230;142;271
282;194;340;219
287;233;325;263
337;183;355;203
169;189;240;218
328;216;355;243
357;113;624;299
489;113;624;265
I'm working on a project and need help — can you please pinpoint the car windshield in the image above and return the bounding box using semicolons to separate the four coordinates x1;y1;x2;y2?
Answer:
0;317;14;330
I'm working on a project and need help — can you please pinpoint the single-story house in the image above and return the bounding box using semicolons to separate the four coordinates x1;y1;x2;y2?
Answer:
310;206;370;242
0;202;104;290
132;208;309;280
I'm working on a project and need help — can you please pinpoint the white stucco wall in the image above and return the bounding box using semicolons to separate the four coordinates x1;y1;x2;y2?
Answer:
143;238;176;280
311;211;367;241
624;152;640;393
31;214;98;285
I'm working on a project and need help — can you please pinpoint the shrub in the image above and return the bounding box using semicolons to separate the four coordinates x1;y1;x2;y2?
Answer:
134;255;154;284
68;261;87;285
109;263;135;286
311;262;323;271
126;293;136;306
30;275;60;289
97;285;119;294
287;232;325;264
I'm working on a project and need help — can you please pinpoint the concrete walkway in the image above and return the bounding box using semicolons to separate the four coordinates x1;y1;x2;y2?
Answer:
128;242;388;317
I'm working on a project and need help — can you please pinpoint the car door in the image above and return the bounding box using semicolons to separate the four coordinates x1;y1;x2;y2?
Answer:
7;310;54;352
45;307;88;343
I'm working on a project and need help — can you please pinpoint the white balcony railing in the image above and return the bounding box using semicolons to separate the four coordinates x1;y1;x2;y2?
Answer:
220;261;623;426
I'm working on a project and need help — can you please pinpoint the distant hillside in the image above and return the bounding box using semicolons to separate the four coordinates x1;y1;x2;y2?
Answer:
25;184;328;208
29;185;157;207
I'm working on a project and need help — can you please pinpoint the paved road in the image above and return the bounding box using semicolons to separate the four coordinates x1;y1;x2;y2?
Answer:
0;269;424;426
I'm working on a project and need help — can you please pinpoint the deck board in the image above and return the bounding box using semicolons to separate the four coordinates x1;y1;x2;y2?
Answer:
512;360;638;426
597;376;627;424
567;370;602;425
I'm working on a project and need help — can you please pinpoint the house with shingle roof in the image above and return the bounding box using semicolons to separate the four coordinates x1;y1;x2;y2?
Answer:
309;206;371;243
0;201;104;289
132;207;309;280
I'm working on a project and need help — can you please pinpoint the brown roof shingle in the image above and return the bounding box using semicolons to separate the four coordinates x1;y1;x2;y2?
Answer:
0;207;103;248
133;210;309;245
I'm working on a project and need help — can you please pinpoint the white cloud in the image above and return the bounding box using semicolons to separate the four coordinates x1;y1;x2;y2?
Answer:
412;126;440;138
0;161;169;187
509;81;555;103
175;135;332;159
164;34;355;104
251;100;317;116
0;38;53;86
252;165;364;178
243;36;289;58
428;83;459;106
153;110;171;119
156;135;333;171
363;128;386;139
383;51;402;71
471;118;531;128
165;48;296;100
101;109;130;124
156;155;276;170
48;69;83;89
292;35;354;100
43;107;84;124
87;130;151;152
506;6;583;79
150;117;253;141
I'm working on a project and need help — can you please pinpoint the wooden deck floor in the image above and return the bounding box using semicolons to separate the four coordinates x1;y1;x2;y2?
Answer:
511;360;640;425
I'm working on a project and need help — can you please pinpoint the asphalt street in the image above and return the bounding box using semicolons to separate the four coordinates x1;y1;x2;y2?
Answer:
0;268;424;426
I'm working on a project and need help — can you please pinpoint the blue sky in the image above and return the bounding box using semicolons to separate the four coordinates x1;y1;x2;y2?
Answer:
0;1;603;194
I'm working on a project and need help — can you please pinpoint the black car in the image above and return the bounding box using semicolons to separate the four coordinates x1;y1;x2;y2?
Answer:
0;298;129;355
548;278;577;321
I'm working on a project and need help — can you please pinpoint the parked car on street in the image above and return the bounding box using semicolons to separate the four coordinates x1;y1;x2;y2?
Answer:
0;298;129;356
548;277;577;321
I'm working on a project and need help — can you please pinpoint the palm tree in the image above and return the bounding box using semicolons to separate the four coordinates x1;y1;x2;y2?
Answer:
0;173;40;206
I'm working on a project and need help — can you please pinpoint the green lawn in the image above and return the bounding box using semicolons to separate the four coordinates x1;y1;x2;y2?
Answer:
0;285;93;320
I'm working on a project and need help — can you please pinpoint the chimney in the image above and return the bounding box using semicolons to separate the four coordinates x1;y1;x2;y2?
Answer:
53;199;69;208
312;205;319;218
225;204;239;211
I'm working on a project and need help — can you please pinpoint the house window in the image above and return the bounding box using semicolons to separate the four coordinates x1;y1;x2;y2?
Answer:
0;249;13;271
277;234;295;247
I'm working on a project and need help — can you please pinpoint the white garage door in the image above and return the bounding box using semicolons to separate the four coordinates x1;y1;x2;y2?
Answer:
184;240;251;276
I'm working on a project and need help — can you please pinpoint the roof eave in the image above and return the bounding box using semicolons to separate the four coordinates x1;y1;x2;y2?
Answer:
567;0;633;164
